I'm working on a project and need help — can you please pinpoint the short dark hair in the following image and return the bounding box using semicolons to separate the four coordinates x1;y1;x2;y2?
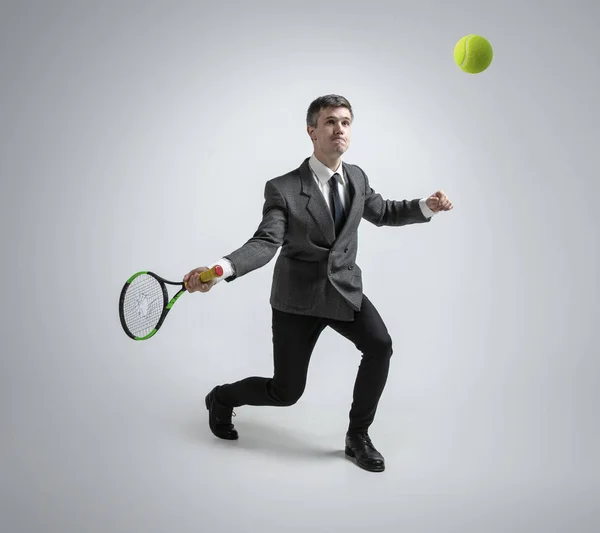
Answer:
306;94;353;128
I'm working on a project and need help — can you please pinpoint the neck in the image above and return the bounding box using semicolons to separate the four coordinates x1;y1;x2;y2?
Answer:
313;151;342;172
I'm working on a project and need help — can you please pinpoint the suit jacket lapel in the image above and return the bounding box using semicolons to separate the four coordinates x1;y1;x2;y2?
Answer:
300;158;335;243
300;158;361;245
340;162;361;237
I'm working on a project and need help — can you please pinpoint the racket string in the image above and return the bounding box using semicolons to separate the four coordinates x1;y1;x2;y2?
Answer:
122;275;165;338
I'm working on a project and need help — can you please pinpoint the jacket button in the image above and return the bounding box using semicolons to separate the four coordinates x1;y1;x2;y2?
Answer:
344;248;349;253
348;265;353;270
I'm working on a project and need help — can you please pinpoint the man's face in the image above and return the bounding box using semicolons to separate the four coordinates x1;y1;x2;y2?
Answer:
308;106;352;158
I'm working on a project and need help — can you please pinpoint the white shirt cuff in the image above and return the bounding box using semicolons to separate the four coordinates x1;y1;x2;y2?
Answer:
419;198;436;218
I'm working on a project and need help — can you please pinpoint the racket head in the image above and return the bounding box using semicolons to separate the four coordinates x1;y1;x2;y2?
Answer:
119;271;171;340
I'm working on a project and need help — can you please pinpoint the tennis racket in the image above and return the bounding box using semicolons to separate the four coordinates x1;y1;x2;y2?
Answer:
119;265;223;340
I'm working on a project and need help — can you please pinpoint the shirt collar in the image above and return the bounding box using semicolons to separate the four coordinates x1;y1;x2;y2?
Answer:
309;154;343;185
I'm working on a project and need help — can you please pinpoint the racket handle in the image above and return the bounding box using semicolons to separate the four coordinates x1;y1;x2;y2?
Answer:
199;264;224;282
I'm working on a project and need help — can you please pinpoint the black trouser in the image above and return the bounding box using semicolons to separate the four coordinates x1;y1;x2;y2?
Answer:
216;294;394;433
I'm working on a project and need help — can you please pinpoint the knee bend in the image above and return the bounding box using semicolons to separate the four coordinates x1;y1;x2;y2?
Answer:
374;335;393;358
268;381;304;406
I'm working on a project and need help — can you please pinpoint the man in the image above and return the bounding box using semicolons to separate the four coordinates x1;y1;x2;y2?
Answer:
184;95;453;472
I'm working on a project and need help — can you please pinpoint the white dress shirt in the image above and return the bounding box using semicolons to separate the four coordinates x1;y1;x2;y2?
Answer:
208;154;436;283
307;153;351;215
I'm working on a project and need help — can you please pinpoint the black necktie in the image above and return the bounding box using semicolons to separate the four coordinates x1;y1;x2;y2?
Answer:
328;172;346;235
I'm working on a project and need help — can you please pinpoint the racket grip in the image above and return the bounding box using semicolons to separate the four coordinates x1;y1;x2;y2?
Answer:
199;264;224;282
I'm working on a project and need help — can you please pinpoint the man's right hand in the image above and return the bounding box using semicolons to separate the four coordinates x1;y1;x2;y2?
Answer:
183;267;216;293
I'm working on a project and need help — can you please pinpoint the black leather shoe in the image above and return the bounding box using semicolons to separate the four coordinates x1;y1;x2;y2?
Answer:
205;386;238;440
345;432;385;472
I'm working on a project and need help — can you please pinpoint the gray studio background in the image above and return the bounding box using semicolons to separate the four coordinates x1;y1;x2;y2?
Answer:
1;1;599;532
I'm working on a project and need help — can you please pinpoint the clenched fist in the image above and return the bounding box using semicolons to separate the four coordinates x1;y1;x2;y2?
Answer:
183;266;216;293
426;190;453;213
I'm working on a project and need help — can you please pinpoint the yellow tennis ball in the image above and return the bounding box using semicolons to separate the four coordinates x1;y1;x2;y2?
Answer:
454;34;493;74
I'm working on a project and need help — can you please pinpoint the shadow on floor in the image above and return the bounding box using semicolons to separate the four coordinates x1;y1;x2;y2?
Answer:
180;411;347;461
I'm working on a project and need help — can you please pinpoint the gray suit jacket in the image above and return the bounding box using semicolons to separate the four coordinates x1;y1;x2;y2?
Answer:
223;157;432;321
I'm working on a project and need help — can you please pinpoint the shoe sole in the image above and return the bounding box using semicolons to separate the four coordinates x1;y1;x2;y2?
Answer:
205;394;238;440
344;446;385;472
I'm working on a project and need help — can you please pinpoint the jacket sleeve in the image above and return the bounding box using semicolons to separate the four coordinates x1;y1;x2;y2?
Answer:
222;180;287;282
360;167;432;227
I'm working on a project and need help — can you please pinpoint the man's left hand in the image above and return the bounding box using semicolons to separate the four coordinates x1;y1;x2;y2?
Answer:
426;190;453;213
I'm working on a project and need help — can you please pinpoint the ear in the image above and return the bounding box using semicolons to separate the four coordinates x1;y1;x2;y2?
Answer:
307;126;316;141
